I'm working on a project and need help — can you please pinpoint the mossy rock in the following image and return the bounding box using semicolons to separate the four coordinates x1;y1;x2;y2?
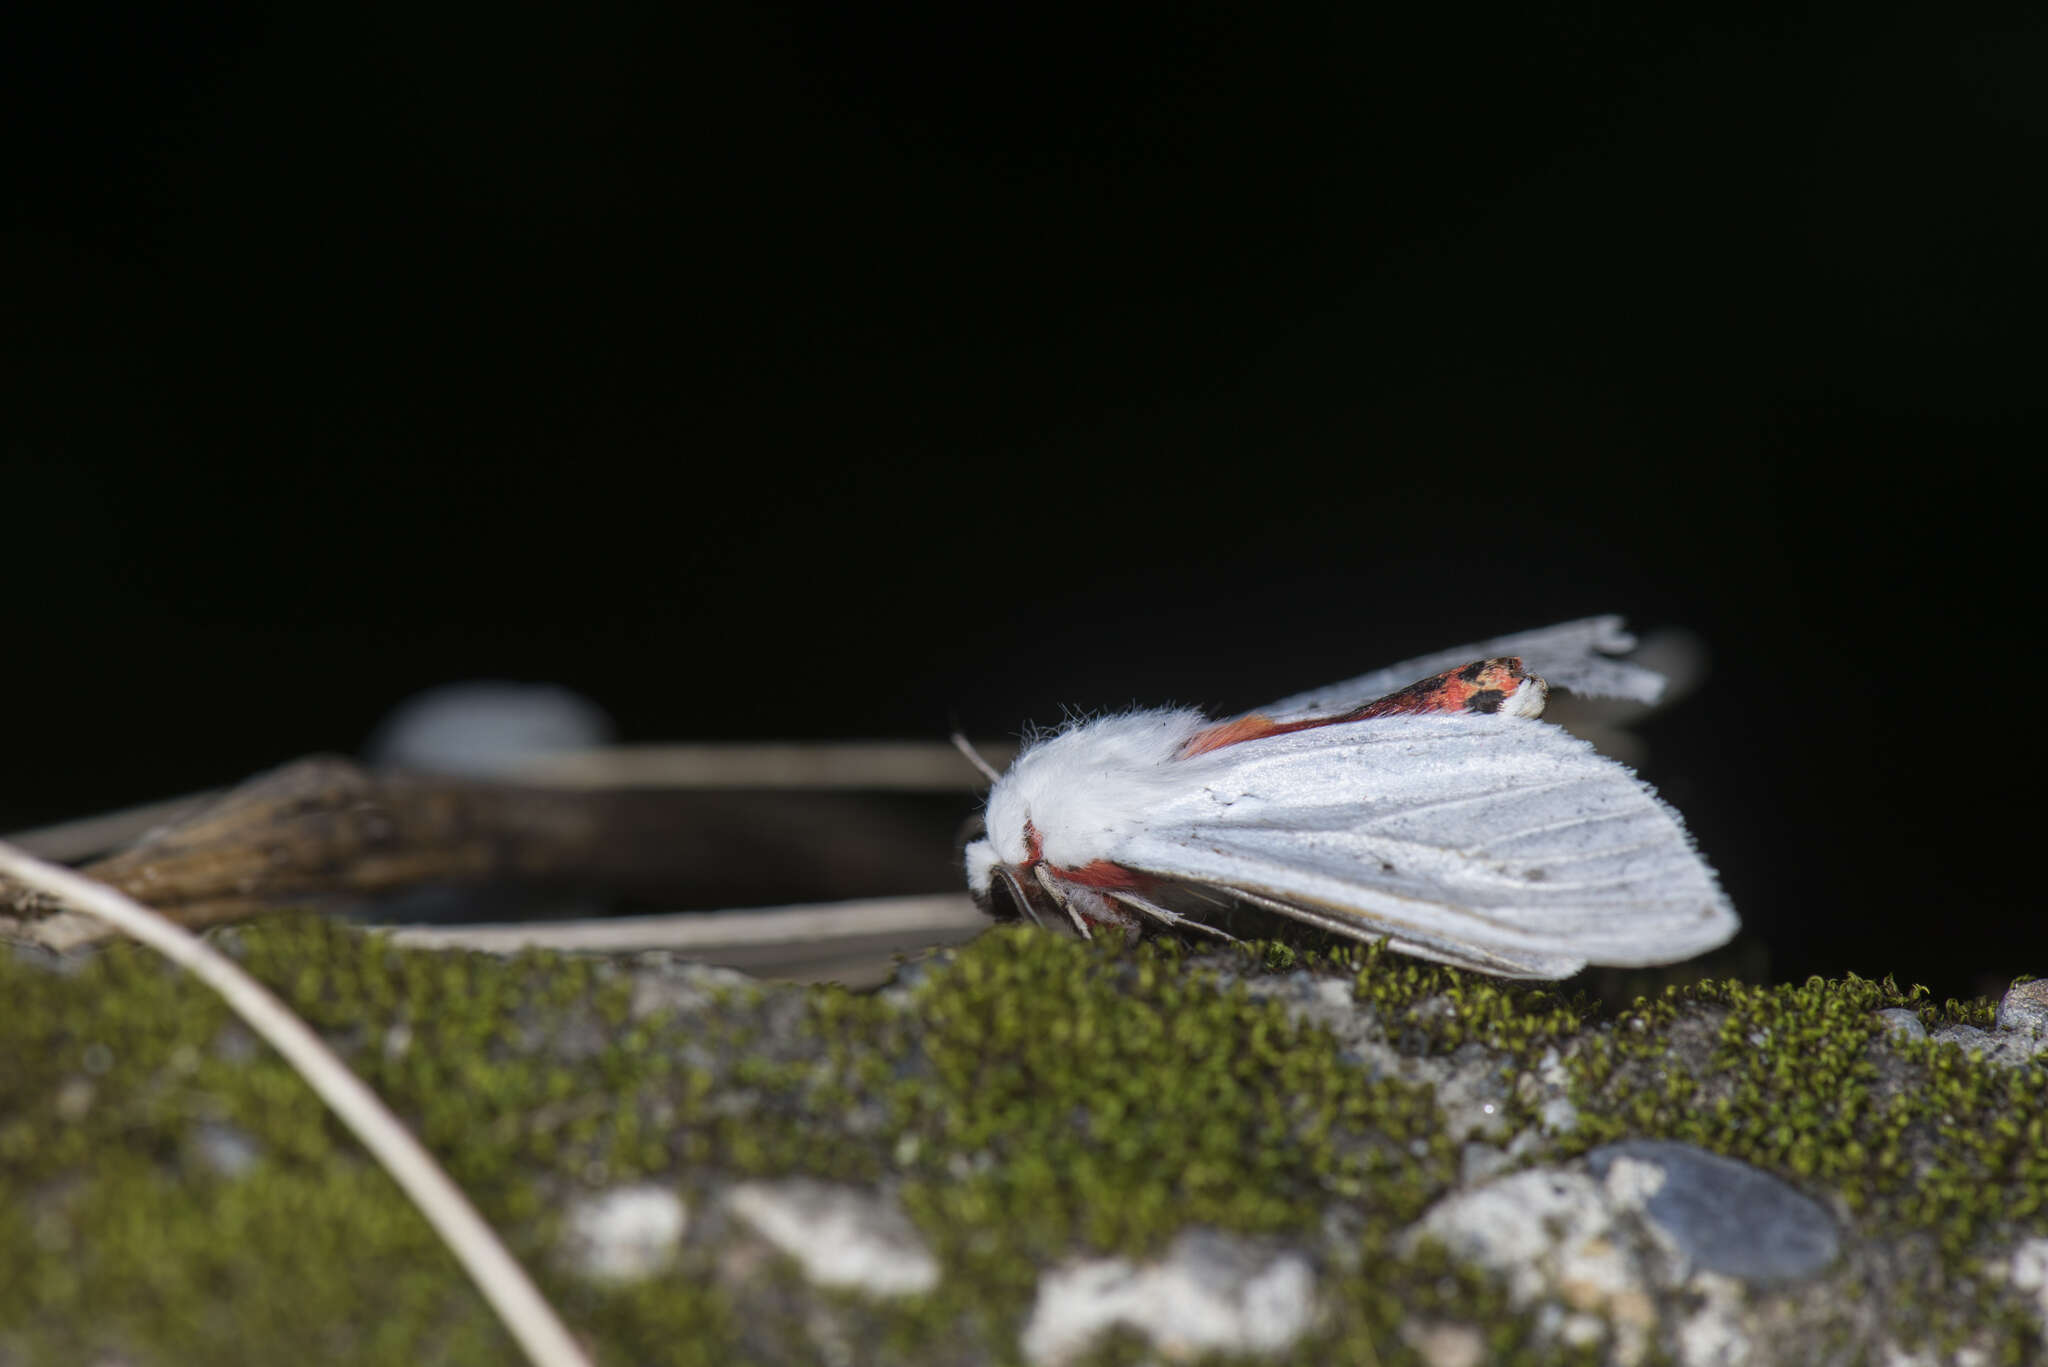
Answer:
2;917;2043;1364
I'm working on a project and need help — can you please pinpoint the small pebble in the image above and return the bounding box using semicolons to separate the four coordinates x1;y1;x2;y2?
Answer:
1875;1008;1926;1043
192;1122;262;1179
1586;1140;1838;1283
562;1184;687;1283
1020;1230;1316;1365
726;1180;938;1298
2008;1237;2048;1331
1399;1319;1486;1367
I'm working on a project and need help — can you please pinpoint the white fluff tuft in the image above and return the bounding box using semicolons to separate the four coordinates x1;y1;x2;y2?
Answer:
982;709;1208;871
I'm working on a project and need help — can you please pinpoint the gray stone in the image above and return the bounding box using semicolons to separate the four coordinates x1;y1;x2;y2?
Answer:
1932;1022;1995;1052
1019;1229;1316;1365
725;1179;938;1298
1398;1319;1487;1367
1514;1045;1580;1137
1586;1140;1838;1283
1928;1020;2048;1068
1405;1168;1658;1365
1996;979;2048;1040
622;954;759;1022
1241;973;1400;1075
1459;1141;1512;1186
1875;1008;1926;1043
1245;975;1538;1146
2009;1236;2048;1336
1434;1052;1517;1142
191;1121;262;1178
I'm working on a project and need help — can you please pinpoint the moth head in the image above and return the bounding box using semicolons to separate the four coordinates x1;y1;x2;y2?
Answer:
963;831;1037;924
960;799;1045;924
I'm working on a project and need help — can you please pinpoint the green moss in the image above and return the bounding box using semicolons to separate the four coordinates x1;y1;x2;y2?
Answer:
873;930;1453;1341
0;918;749;1364
1554;973;2047;1356
0;925;519;1364
1557;975;2048;1223
2;916;2042;1363
1333;939;1599;1058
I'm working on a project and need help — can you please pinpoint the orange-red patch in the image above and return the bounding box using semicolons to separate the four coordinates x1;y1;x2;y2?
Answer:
1021;819;1151;888
1051;859;1151;889
1354;657;1528;719
1180;713;1293;756
1179;657;1530;757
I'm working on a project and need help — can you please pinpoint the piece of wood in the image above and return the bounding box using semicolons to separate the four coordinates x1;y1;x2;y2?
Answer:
1;753;984;951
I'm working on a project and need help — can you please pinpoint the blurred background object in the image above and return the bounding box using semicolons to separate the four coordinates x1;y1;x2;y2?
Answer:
366;680;615;778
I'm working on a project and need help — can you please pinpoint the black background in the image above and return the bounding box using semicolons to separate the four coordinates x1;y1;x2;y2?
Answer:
5;5;2037;997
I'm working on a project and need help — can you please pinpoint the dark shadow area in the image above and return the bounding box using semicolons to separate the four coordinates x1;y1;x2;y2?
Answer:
4;3;2036;998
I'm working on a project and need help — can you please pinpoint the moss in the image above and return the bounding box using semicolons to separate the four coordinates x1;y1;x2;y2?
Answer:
2;916;2043;1363
872;929;1455;1346
1553;973;2048;1356
1333;939;1599;1059
0;918;751;1364
0;925;521;1364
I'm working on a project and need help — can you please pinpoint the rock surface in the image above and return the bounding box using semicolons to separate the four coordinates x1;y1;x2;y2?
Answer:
1584;1140;1839;1283
1995;978;2048;1040
3;916;2046;1365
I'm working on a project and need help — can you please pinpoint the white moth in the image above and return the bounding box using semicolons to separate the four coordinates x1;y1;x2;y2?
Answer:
961;616;1736;979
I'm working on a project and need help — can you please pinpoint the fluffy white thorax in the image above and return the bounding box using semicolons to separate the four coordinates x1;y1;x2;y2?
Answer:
972;709;1208;882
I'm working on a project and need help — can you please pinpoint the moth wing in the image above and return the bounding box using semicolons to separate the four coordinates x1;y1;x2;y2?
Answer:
1248;615;1664;725
1107;714;1737;978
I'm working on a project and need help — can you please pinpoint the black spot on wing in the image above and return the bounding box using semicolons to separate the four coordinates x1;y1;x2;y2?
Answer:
1466;688;1505;713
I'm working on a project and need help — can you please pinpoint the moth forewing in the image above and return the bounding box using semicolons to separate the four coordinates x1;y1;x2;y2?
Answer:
1106;717;1735;974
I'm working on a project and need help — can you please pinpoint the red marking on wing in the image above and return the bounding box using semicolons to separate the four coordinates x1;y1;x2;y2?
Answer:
1023;819;1150;889
1353;657;1531;719
1179;657;1535;757
1179;714;1294;755
1049;859;1152;890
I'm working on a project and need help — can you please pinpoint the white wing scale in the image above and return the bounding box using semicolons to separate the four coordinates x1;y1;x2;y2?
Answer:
1103;714;1735;978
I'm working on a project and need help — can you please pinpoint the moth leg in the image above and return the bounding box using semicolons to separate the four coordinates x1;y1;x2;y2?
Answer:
995;865;1047;929
1222;886;1581;978
1105;889;1239;943
1032;864;1094;940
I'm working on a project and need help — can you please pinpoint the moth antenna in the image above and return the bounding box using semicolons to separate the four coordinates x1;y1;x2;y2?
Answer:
1033;864;1093;939
996;865;1046;929
1106;890;1239;943
950;730;1004;785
